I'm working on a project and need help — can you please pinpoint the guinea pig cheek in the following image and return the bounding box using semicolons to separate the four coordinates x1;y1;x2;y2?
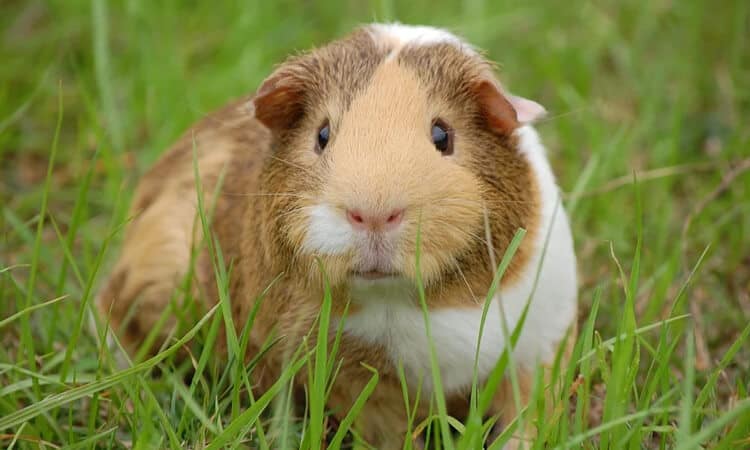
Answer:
399;164;485;284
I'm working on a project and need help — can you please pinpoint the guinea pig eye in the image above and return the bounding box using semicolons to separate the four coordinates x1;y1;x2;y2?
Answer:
316;121;330;154
431;120;453;155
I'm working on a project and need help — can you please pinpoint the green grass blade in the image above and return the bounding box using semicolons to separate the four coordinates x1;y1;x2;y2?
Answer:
205;353;309;450
0;303;219;431
327;364;379;449
414;213;454;450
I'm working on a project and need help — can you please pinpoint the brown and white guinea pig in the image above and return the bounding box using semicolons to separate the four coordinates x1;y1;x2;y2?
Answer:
95;23;577;448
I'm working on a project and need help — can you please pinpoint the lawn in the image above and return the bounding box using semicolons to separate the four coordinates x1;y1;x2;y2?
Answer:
1;0;749;448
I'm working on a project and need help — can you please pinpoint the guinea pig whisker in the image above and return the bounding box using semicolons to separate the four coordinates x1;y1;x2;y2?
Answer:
218;191;314;200
423;218;490;248
435;198;536;207
272;206;317;224
534;106;591;125
268;155;316;175
448;258;478;302
441;197;535;207
414;227;492;270
484;199;538;206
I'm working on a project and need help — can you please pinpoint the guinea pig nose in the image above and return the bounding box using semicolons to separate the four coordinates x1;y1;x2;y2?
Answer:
346;208;405;232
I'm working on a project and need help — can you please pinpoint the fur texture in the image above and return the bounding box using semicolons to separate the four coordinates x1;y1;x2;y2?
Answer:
342;125;577;395
95;23;578;449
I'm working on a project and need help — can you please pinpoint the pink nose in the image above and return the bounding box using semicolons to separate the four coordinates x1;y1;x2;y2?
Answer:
346;208;404;232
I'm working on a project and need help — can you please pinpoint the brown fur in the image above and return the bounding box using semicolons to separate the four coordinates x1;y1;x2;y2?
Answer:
96;25;570;448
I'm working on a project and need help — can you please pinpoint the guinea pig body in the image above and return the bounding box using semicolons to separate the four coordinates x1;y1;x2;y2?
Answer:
96;23;577;448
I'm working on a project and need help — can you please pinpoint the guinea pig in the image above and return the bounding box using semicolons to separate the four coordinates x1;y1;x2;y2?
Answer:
95;23;577;448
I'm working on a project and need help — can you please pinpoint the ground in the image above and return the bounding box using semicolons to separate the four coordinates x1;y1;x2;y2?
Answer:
1;0;749;448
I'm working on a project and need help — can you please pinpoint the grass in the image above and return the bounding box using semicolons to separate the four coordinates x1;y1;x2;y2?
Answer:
1;0;749;448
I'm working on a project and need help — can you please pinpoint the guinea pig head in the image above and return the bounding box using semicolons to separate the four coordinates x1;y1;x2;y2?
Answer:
251;25;545;291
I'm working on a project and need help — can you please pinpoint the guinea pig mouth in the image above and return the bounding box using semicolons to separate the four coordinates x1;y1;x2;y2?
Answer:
351;270;398;280
348;239;400;280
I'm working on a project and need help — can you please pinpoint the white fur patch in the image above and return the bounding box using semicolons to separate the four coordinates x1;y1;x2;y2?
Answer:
341;125;577;394
495;126;578;368
343;281;507;393
369;23;475;59
303;204;354;255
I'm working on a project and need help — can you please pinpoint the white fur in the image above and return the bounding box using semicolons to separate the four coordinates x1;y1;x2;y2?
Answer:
370;23;463;46
303;204;354;255
342;125;577;393
499;126;577;368
369;23;475;59
343;281;507;393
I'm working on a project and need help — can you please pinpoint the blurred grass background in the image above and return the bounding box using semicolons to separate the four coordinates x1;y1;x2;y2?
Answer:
1;0;749;448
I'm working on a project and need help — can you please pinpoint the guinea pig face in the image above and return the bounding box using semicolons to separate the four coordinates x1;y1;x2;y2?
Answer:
253;25;544;288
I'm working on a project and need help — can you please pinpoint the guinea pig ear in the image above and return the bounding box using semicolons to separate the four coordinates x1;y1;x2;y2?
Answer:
473;80;546;134
249;69;307;131
506;93;547;124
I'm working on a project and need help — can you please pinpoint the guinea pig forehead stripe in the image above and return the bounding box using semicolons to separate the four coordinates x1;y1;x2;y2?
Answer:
395;43;489;103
